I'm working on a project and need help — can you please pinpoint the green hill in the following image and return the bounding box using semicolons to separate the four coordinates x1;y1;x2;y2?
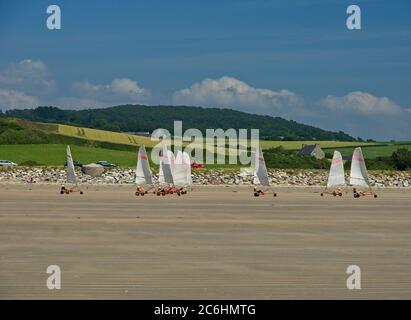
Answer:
4;105;355;141
0;117;137;152
1;117;409;170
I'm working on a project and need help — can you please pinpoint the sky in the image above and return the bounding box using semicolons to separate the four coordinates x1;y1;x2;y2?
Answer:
0;0;410;140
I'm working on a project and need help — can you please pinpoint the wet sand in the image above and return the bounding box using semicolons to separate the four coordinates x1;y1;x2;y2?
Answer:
0;184;410;299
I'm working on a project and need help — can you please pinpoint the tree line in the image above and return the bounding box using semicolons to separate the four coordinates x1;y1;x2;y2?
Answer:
4;105;356;141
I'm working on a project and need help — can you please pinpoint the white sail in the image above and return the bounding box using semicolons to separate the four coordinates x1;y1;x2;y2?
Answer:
173;163;187;186
159;147;175;183
350;147;370;187
174;151;192;186
167;149;176;171
327;151;345;188
161;161;174;185
66;145;77;184
158;155;164;183
183;151;192;185
174;151;184;186
159;146;174;184
135;146;153;185
253;148;270;186
175;150;183;165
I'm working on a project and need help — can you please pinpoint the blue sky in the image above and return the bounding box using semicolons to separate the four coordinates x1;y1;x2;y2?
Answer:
0;0;410;140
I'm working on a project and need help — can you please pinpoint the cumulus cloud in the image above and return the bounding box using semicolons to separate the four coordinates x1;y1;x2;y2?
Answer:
66;78;150;108
0;88;40;110
0;58;57;110
111;78;147;96
172;76;303;116
321;91;402;115
309;91;411;140
1;59;409;140
0;59;55;95
0;59;150;110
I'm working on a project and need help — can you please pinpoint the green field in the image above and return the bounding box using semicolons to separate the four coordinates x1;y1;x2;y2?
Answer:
2;142;410;168
28;120;374;152
5;118;381;153
2;118;411;169
0;144;240;169
259;140;377;150
1;142;410;170
324;142;411;159
0;144;138;168
58;124;375;151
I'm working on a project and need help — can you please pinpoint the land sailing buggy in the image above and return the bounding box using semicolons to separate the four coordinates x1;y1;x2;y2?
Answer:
61;145;84;195
253;148;277;197
321;150;345;197
350;147;378;199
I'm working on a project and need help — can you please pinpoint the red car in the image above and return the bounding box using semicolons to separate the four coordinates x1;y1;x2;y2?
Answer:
191;162;205;169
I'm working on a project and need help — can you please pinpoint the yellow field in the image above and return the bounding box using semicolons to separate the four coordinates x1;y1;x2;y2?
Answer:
57;123;376;151
58;124;156;147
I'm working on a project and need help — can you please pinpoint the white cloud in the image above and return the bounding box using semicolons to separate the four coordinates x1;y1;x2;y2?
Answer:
0;89;40;110
0;59;53;110
111;78;147;96
313;91;411;140
0;59;55;95
0;60;150;110
172;76;303;116
68;78;150;108
321;91;402;115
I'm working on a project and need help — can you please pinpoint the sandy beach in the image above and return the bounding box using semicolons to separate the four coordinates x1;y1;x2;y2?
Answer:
0;184;410;299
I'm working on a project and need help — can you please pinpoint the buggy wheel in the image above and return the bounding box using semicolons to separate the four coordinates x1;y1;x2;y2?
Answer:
156;192;161;196
339;193;342;197
320;193;324;197
374;194;378;198
141;192;145;196
80;191;83;195
273;193;277;197
135;192;139;196
254;192;259;197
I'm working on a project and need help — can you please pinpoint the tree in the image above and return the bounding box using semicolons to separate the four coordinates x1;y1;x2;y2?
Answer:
5;105;357;141
392;148;411;171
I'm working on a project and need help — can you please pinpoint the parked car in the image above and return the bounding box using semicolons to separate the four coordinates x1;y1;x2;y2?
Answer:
64;160;83;167
191;162;205;169
96;161;117;168
0;160;17;167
